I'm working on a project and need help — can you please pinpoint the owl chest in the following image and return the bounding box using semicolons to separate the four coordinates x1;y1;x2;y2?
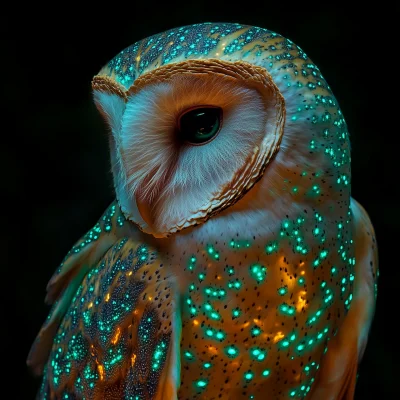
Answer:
175;251;288;398
169;225;354;398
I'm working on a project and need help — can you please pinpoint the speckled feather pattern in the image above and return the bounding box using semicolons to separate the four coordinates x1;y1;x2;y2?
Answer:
29;22;378;400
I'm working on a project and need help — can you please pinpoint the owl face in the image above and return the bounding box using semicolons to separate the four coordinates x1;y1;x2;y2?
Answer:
93;23;351;241
94;60;284;238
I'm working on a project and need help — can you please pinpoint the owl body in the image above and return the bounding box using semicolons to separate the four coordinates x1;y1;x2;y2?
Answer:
28;23;378;400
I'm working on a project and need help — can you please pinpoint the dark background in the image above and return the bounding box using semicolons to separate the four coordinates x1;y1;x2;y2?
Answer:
4;3;394;399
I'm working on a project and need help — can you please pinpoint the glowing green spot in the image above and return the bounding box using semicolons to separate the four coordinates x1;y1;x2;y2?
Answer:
216;331;225;340
225;345;239;358
320;250;328;259
196;379;208;388
228;279;243;289
249;264;267;283
184;351;194;360
265;241;279;254
232;308;241;318
205;286;226;298
262;369;271;377
250;347;266;361
279;303;296;316
278;287;288;296
210;311;220;320
245;371;254;380
206;329;213;337
251;326;261;336
203;362;212;369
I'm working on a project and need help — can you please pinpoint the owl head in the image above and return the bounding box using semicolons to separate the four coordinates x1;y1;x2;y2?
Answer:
92;22;351;239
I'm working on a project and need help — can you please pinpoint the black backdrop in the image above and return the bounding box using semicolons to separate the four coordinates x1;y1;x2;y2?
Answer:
5;3;394;399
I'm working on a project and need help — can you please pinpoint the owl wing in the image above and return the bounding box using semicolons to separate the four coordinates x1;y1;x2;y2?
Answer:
34;237;181;400
310;197;378;399
27;201;134;375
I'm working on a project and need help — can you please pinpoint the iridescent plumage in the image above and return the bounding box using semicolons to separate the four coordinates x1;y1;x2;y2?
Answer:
28;23;378;399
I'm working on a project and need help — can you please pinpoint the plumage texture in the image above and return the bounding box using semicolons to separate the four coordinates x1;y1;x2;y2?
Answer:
28;22;378;400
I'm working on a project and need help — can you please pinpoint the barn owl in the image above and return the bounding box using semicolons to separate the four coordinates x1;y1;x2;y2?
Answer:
27;22;379;400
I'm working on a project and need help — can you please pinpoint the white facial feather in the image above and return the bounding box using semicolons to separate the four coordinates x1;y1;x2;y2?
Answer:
118;74;267;231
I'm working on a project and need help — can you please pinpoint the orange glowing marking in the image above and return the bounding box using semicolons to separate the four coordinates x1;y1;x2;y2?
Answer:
136;56;141;62
148;296;153;301
299;262;305;267
253;318;261;325
300;270;306;275
131;354;137;367
193;319;199;326
88;302;93;309
128;271;132;276
97;364;104;380
217;275;222;280
296;291;307;311
283;274;295;289
111;327;121;345
208;346;218;355
242;322;250;328
105;293;110;302
134;310;139;315
273;331;285;343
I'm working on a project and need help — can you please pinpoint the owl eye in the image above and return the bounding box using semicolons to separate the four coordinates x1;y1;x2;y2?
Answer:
177;106;222;145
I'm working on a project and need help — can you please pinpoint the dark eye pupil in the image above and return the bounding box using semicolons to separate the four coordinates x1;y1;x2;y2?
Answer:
178;107;222;145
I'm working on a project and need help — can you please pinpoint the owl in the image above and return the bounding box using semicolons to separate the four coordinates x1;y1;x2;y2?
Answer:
27;22;378;400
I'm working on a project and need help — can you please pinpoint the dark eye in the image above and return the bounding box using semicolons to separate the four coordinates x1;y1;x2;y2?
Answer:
178;106;222;145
